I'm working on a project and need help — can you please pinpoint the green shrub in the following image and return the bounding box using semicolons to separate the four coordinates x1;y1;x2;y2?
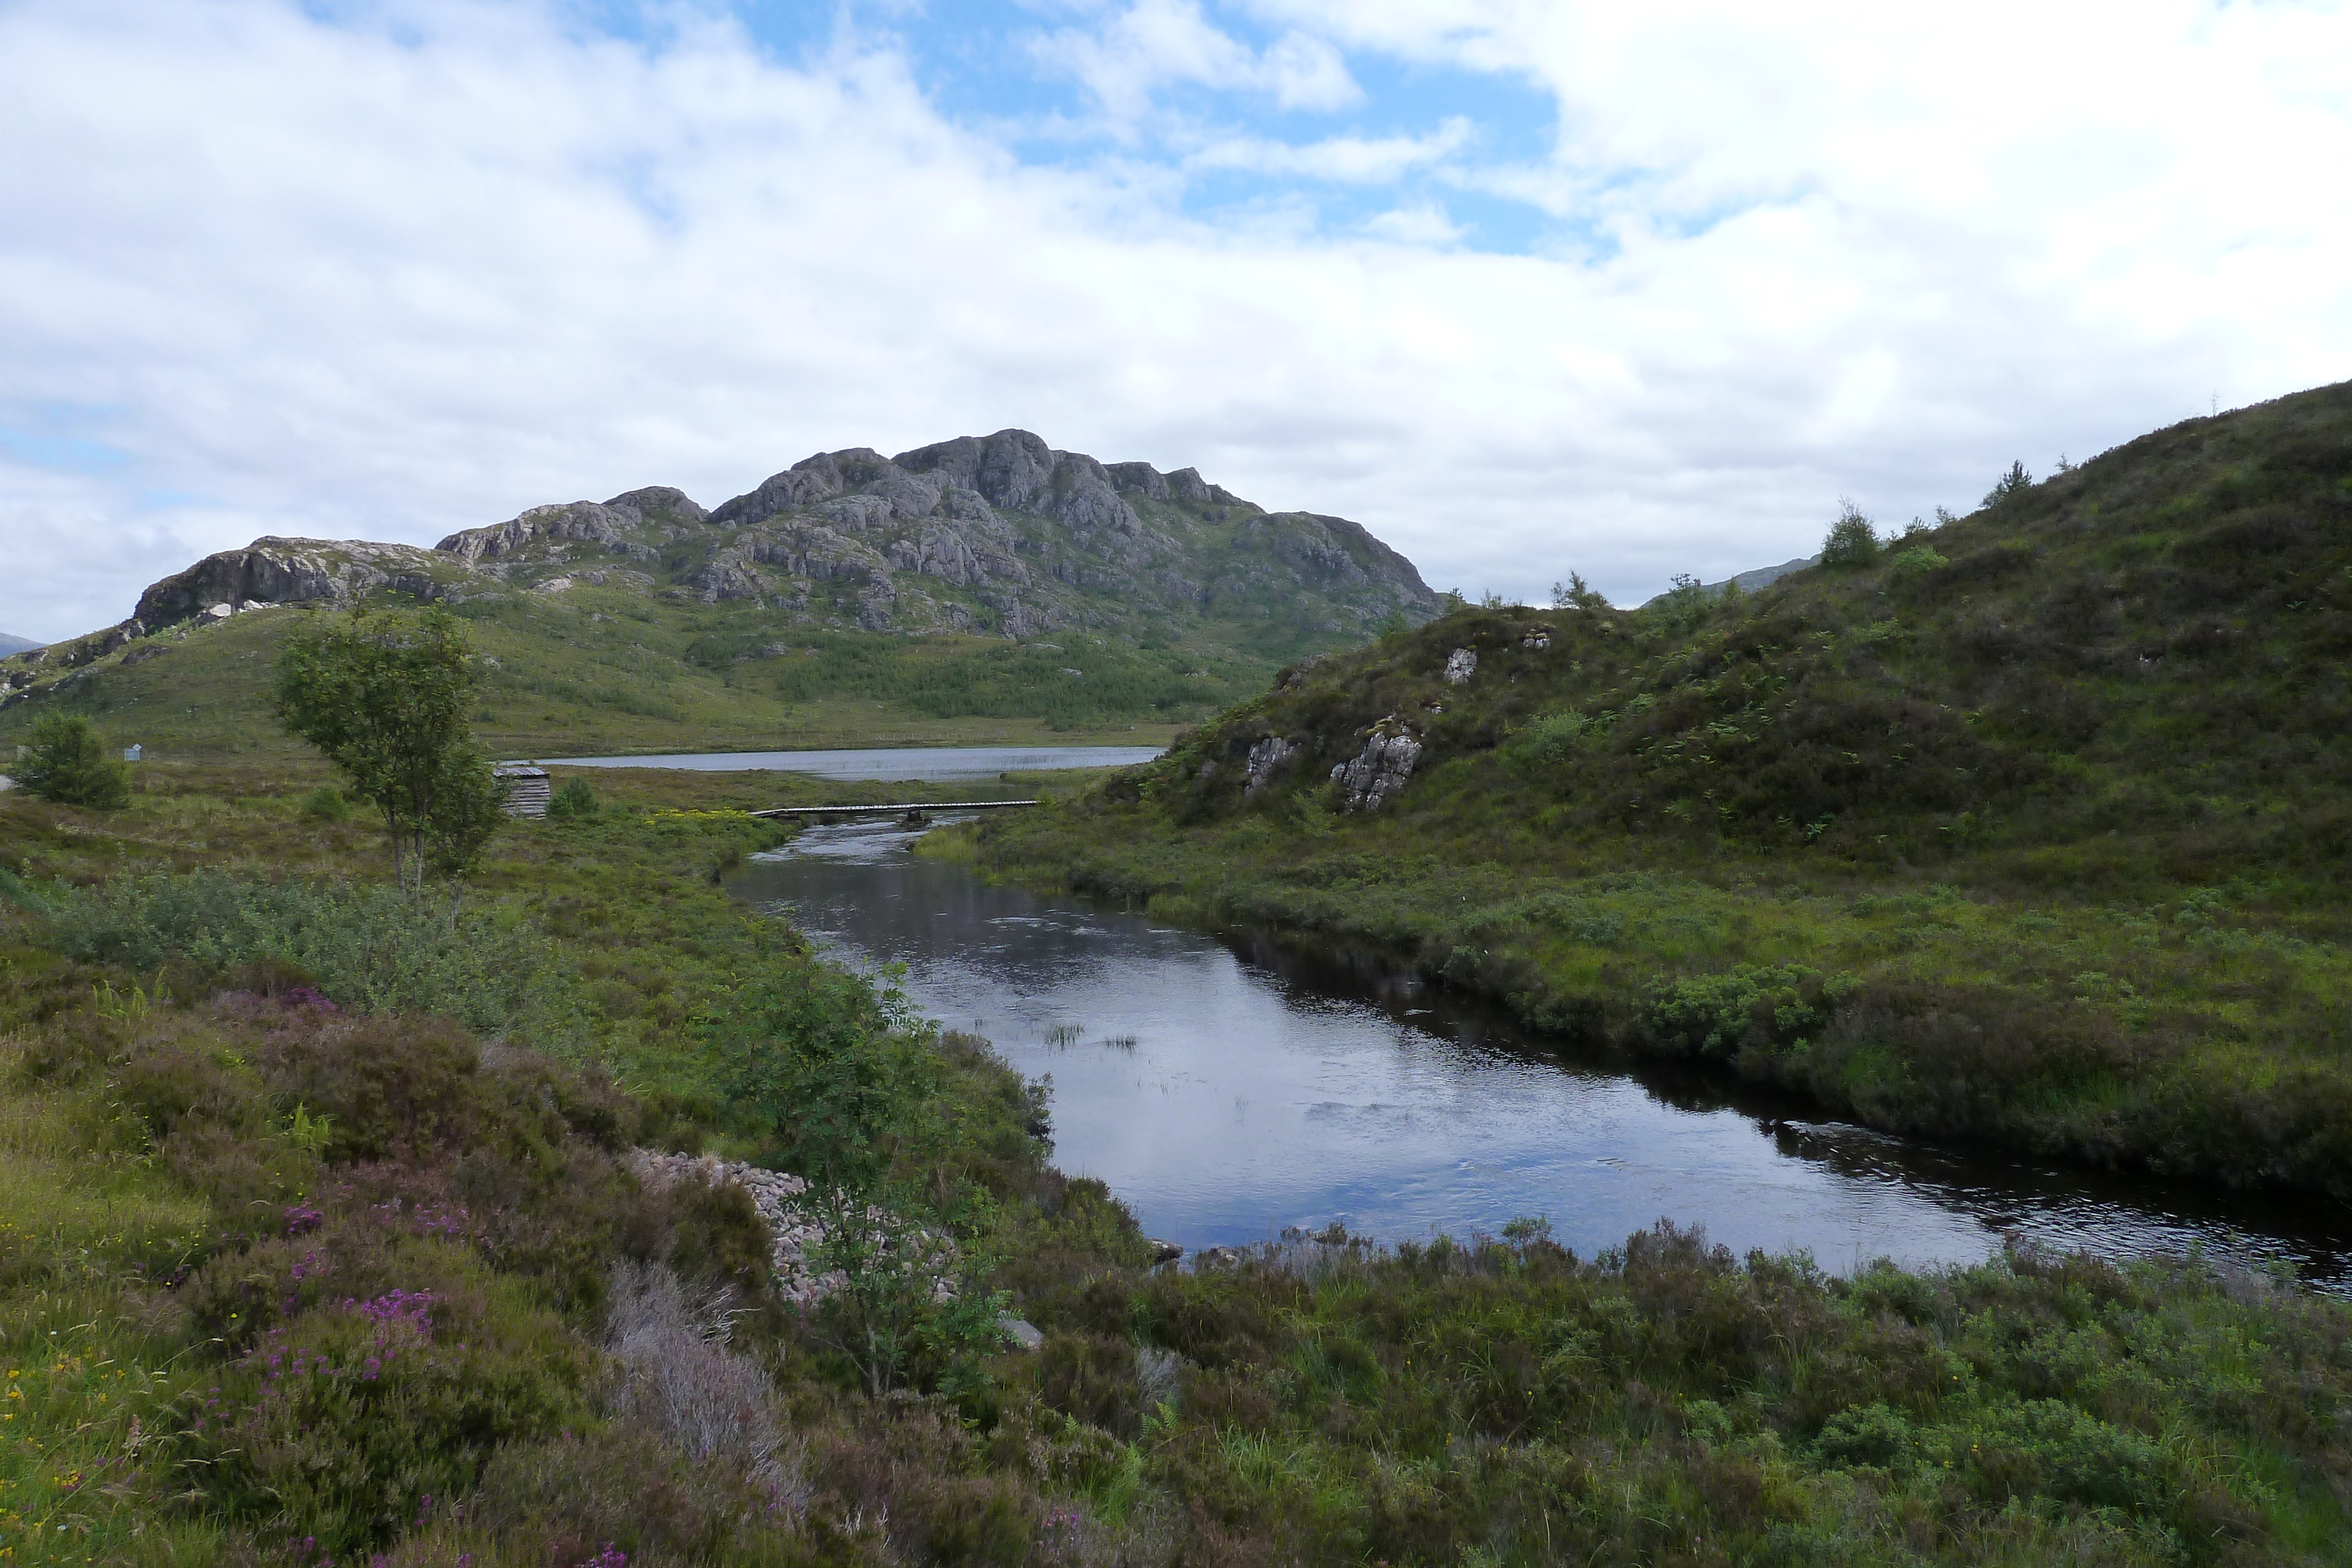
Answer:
301;783;350;821
1887;544;1949;581
546;775;599;820
1507;710;1591;764
1639;964;1859;1061
14;711;132;808
1820;506;1882;570
694;962;936;1187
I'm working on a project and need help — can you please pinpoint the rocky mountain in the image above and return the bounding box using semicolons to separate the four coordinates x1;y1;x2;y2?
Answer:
0;633;39;656
123;429;1435;647
2;430;1441;753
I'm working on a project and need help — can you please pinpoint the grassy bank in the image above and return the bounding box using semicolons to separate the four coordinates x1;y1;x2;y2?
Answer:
962;798;2352;1198
4;763;2351;1564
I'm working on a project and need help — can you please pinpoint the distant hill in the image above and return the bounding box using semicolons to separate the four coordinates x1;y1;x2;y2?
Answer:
0;430;1439;757
1642;554;1818;607
0;633;39;656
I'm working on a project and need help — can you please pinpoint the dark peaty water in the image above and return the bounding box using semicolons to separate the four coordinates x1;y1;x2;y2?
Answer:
732;817;2352;1286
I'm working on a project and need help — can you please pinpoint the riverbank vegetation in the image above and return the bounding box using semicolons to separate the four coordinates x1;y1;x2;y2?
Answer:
2;748;2350;1562
965;382;2352;1200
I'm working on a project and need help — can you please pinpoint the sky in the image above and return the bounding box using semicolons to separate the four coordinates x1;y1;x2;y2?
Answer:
4;0;2350;641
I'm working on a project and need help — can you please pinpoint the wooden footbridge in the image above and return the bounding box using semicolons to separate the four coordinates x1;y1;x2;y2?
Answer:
749;799;1041;824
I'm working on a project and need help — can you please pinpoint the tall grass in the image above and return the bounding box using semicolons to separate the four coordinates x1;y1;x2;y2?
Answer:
43;870;587;1051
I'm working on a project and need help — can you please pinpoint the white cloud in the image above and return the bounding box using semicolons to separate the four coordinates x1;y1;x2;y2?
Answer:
1361;203;1464;245
1;0;2349;642
1030;0;1362;128
1186;118;1473;181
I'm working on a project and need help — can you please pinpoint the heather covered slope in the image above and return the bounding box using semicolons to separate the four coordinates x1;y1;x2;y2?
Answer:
968;379;2352;1194
0;430;1439;757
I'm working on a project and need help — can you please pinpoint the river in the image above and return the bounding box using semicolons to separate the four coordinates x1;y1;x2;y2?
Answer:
733;813;2352;1289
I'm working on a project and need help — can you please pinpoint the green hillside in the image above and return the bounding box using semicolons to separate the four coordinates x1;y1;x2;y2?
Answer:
0;430;1438;759
967;378;2352;1196
0;590;1242;760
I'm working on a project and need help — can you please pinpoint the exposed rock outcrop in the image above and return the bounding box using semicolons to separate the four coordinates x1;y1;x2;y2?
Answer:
1245;734;1304;794
1331;720;1423;811
436;493;679;567
133;538;457;628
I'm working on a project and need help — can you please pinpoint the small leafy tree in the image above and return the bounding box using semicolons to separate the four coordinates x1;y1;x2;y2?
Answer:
1982;460;2034;509
545;775;598;820
1552;571;1609;611
14;712;132;808
697;963;1010;1395
1820;503;1881;570
272;607;502;889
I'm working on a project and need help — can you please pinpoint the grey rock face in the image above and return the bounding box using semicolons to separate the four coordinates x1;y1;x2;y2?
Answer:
1105;461;1170;501
1444;647;1478;684
439;500;640;565
894;429;1057;511
1331;721;1422;811
1245;734;1303;794
134;537;455;628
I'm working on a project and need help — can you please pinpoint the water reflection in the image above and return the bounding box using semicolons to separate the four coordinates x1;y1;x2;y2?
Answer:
732;818;2352;1289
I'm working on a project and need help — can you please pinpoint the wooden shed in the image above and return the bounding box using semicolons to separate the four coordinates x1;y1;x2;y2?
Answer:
493;764;551;819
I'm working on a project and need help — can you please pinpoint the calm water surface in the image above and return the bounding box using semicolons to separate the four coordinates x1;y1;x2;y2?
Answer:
537;745;1162;780
733;817;2352;1288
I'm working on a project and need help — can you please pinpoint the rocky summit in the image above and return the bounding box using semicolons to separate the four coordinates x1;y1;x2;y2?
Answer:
126;429;1436;646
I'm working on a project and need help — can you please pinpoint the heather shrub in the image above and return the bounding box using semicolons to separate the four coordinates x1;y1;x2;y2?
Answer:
163;1259;598;1559
1038;1330;1142;1437
256;1014;489;1160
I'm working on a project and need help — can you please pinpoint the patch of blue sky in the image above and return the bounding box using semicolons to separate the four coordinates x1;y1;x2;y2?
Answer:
0;407;132;474
559;1;1573;250
1333;51;1553;166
